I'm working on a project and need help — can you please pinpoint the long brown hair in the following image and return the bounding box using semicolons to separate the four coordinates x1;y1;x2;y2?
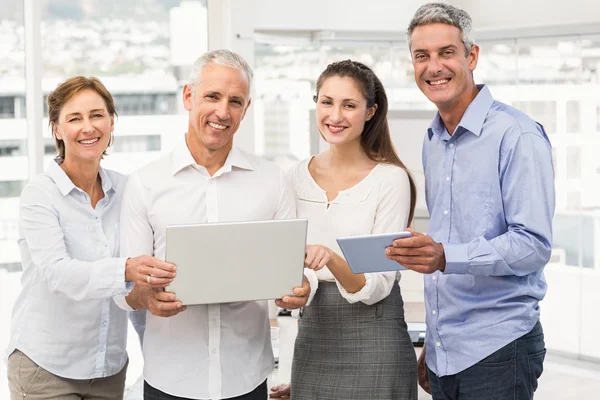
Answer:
315;60;417;225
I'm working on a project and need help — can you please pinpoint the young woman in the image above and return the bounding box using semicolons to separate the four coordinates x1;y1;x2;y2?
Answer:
288;60;418;399
7;76;175;400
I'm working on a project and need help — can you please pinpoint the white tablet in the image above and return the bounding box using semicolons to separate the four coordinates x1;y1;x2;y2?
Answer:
165;219;307;305
336;231;412;273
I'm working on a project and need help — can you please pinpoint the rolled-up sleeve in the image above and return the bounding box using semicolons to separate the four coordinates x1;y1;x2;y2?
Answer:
337;167;412;305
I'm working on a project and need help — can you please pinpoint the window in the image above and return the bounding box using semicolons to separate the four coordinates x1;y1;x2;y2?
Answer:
566;146;581;179
476;40;518;86
254;43;319;159
261;96;292;156
0;3;25;286
111;135;161;153
518;101;557;134
0;180;26;198
114;94;177;116
254;32;600;271
5;139;62;156
0;140;25;156
0;97;16;118
44;143;57;155
567;191;582;209
566;100;581;133
254;40;433;161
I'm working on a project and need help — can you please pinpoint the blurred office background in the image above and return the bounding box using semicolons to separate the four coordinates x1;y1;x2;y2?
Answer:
1;1;600;399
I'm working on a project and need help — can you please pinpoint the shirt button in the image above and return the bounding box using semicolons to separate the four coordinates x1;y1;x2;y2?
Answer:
211;348;217;354
102;321;108;327
443;210;448;215
432;276;437;281
449;143;455;148
445;176;450;182
432;310;437;315
436;342;441;347
99;346;105;352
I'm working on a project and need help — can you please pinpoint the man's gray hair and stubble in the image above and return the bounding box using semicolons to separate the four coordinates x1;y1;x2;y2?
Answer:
188;49;254;97
407;2;475;55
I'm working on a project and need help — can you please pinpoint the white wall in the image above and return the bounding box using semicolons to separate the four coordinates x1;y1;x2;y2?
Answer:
542;265;600;360
388;112;434;212
455;0;600;32
233;0;425;33
226;0;600;37
401;261;600;360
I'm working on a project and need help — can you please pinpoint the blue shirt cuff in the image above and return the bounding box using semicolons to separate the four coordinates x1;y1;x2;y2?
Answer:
442;243;470;274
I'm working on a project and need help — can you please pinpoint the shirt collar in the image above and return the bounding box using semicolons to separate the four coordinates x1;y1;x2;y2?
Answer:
47;157;115;196
98;166;115;194
170;133;255;176
428;84;495;140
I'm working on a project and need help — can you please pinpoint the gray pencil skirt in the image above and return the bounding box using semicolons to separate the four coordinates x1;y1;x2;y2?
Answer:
290;281;418;400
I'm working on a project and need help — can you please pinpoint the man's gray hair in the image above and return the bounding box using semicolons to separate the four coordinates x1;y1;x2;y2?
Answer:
407;3;474;54
189;49;254;96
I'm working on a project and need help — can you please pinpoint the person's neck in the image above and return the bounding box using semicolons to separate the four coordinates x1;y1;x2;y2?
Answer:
60;157;101;198
438;84;480;136
324;140;371;170
186;134;231;176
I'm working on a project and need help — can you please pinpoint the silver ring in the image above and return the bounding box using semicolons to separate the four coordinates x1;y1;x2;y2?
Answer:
146;274;151;283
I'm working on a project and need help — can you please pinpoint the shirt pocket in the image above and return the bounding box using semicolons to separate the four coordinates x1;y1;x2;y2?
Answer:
456;182;492;241
62;222;98;260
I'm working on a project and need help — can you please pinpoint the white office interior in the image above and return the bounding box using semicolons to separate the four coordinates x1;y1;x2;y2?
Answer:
1;0;600;398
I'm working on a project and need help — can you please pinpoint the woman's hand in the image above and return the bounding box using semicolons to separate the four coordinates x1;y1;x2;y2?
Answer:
125;255;176;288
269;383;291;398
304;244;331;271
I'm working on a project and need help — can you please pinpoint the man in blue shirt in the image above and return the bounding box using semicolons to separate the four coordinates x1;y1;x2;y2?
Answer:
386;3;555;399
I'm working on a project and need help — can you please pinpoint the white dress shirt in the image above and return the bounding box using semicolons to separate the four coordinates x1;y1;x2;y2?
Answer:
119;135;296;399
289;158;411;305
8;160;130;379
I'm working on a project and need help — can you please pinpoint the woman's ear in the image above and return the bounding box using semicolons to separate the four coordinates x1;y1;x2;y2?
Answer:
52;124;62;140
366;103;378;121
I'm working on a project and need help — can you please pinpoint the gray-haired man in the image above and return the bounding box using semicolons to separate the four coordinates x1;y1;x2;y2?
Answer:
120;49;311;400
387;3;554;399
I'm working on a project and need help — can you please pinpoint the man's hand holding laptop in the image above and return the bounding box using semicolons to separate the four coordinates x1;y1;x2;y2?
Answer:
139;275;311;317
274;275;311;310
144;288;188;318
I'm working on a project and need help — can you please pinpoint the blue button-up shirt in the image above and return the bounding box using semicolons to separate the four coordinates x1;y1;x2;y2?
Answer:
423;85;555;376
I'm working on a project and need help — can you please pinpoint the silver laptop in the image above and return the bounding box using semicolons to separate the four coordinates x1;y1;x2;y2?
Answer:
165;219;308;305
